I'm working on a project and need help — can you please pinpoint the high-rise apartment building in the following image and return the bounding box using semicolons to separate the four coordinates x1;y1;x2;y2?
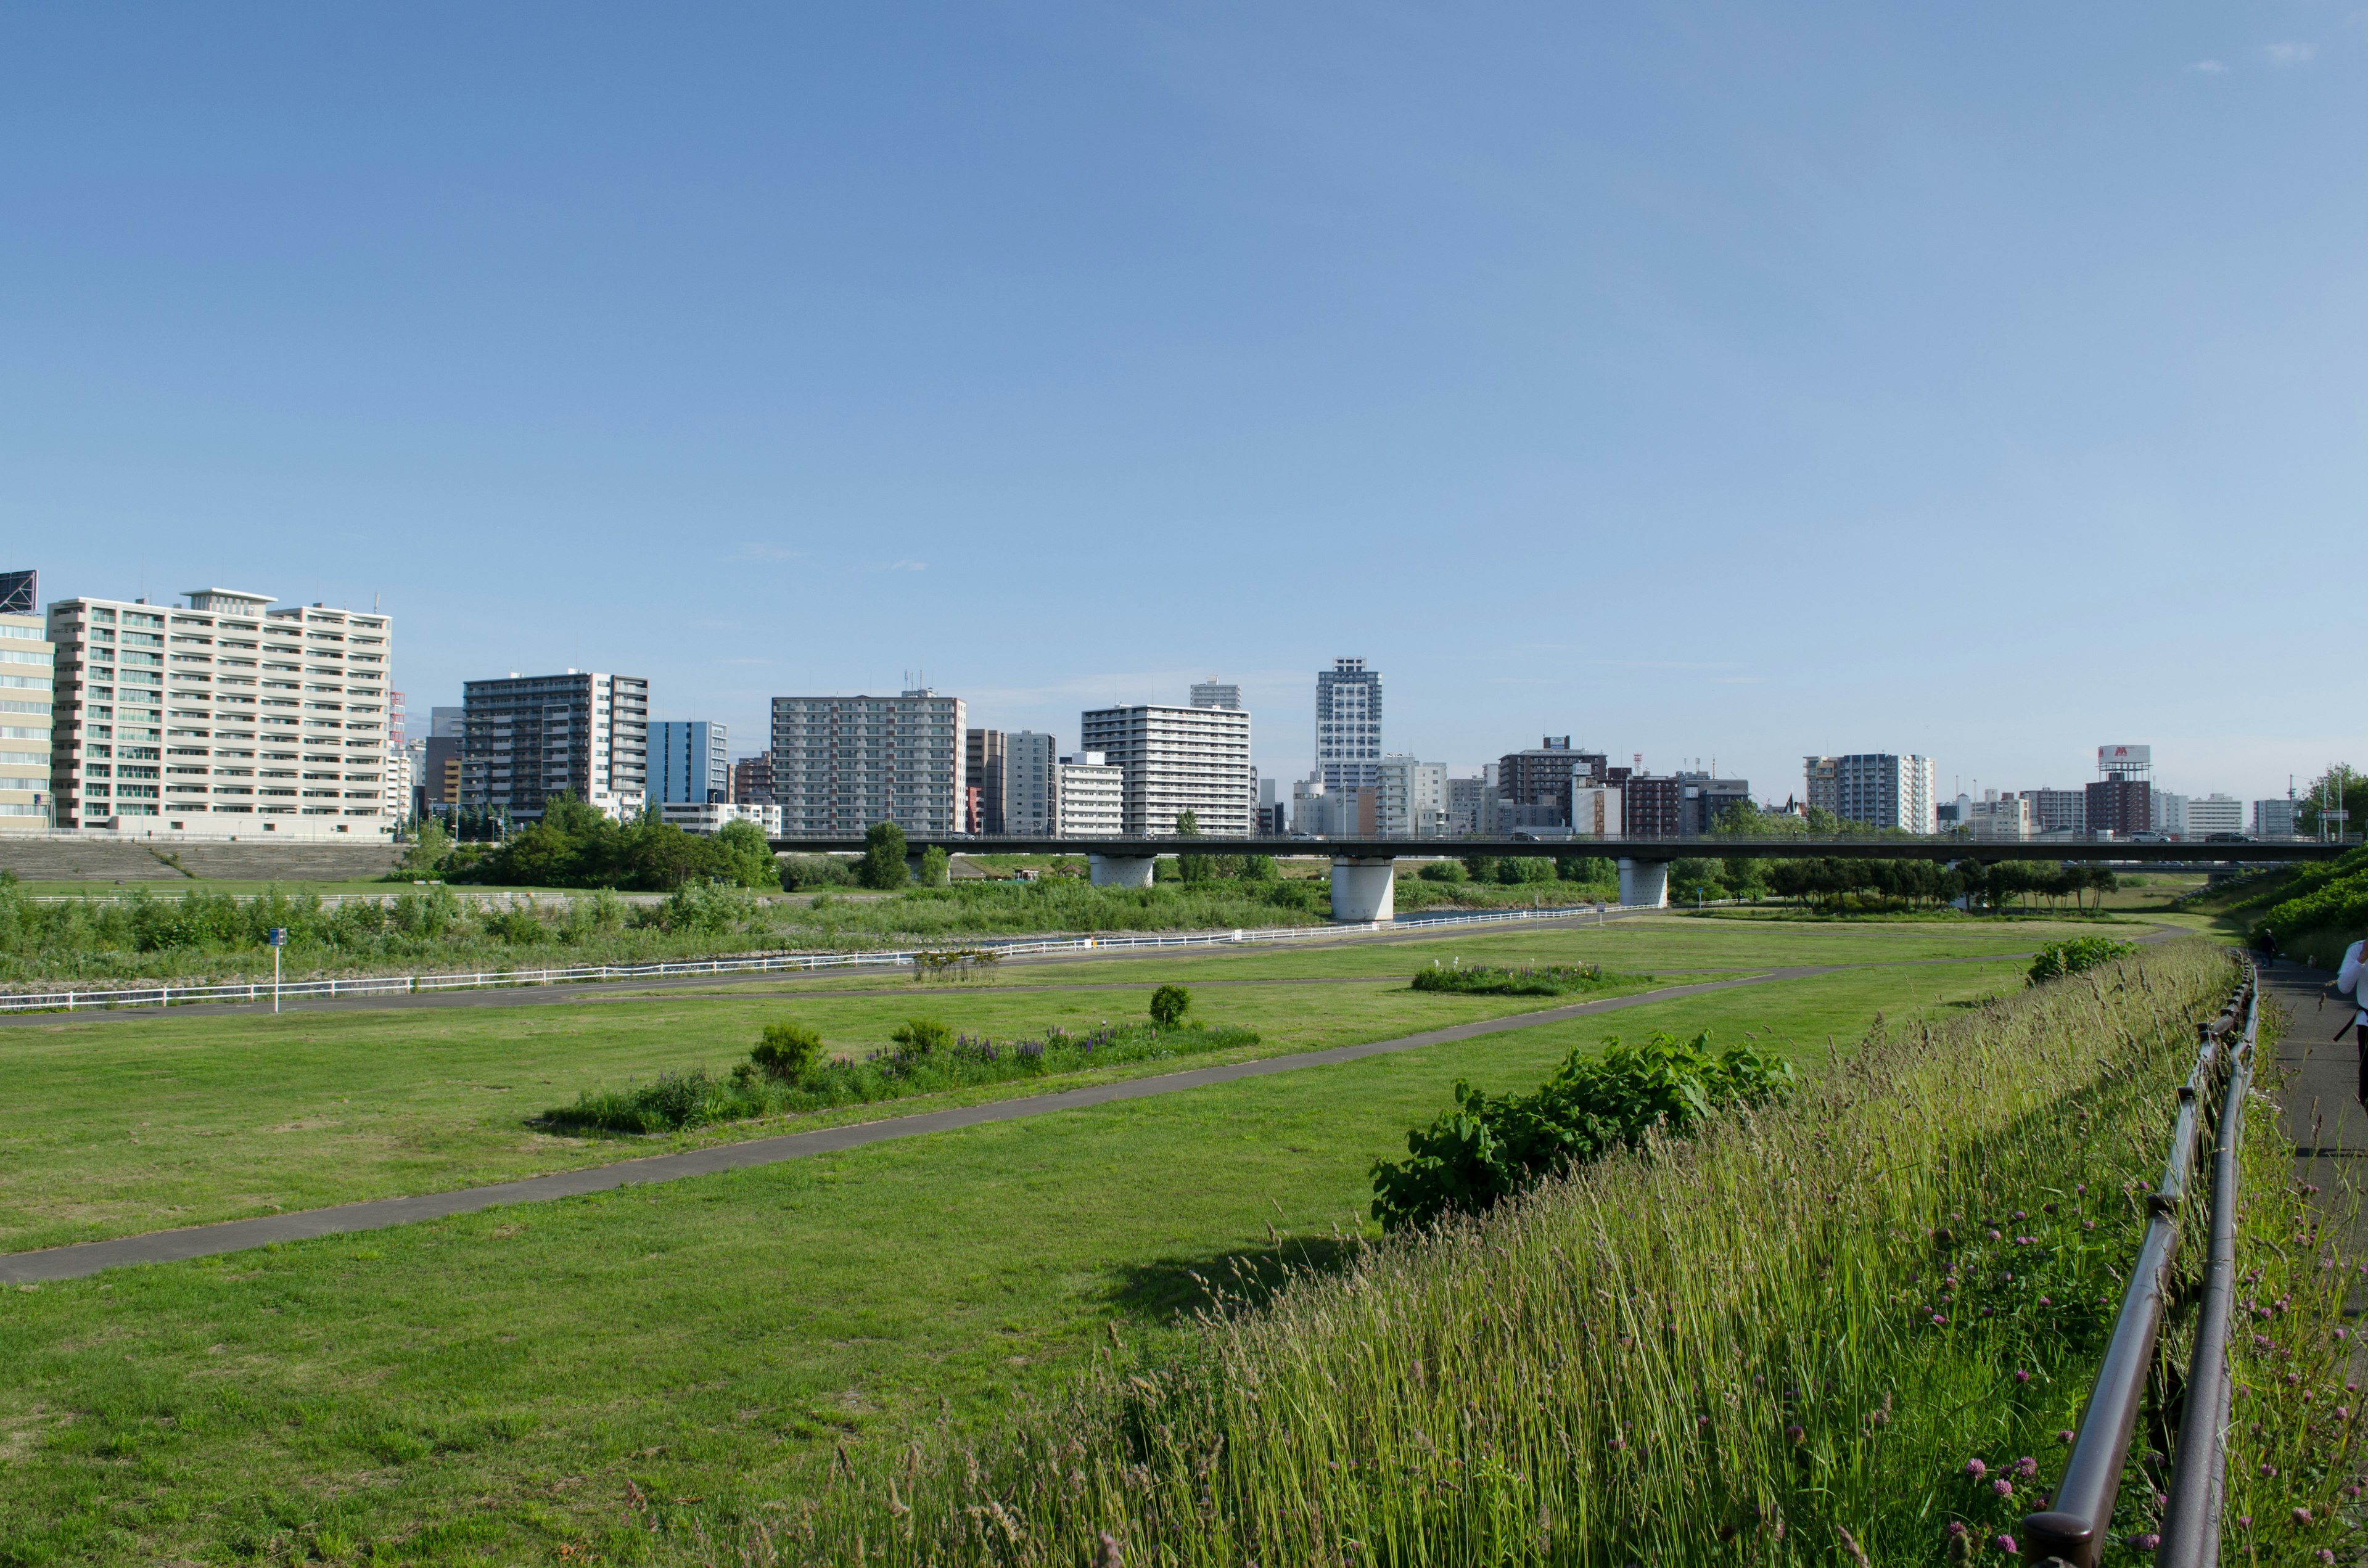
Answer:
2184;794;2243;838
0;570;51;831
730;752;775;806
965;728;1008;834
1497;738;1614;828
1315;657;1383;792
1190;680;1242;712
1001;731;1056;835
2254;798;2296;838
2086;744;2152;837
46;587;393;837
1446;774;1490;837
1803;753;1936;834
770;689;966;836
1375;755;1448;837
1571;784;1622;837
1080;702;1254;836
460;671;649;823
650;720;729;806
1051;752;1123;836
2024;787;2087;835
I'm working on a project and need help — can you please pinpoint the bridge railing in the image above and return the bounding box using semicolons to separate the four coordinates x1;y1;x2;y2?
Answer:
2021;965;2255;1567
0;899;1643;1016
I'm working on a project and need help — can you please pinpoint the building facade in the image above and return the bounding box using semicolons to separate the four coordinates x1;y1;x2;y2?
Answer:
1967;793;2032;842
2024;787;2087;835
2086;745;2153;838
657;800;782;836
1375;754;1448;837
460;671;649;823
1571;784;1622;837
2254;798;2297;838
730;751;775;805
1051;752;1124;837
0;570;51;831
1001;731;1056;835
1315;657;1382;792
1498;739;1614;827
649;720;730;806
965;728;1008;834
47;587;394;837
1189;680;1241;712
769;689;966;836
1804;753;1936;834
2183;793;2244;838
1080;702;1254;836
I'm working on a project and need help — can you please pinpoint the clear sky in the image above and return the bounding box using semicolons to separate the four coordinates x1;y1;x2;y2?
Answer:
4;4;2361;805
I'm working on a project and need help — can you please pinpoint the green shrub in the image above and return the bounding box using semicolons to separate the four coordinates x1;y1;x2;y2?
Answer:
1370;1030;1792;1231
663;879;754;935
1149;984;1191;1027
1416;861;1465;884
1459;855;1497;882
2026;936;2137;985
1408;962;1606;996
485;906;545;945
1495;856;1552;885
1236;854;1278;882
779;854;853;892
750;1022;822;1082
1553;854;1611;884
889;1017;952;1056
858;821;909;890
915;845;950;888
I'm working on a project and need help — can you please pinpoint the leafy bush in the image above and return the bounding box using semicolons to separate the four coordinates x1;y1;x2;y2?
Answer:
1416;861;1465;884
1370;1030;1792;1231
1553;854;1612;883
1495;856;1553;885
2026;936;2137;985
858;821;909;890
915;845;950;888
662;879;754;935
485;906;545;945
1407;961;1607;996
779;854;855;892
889;1017;952;1056
2251;847;2368;945
1149;984;1191;1027
749;1022;821;1081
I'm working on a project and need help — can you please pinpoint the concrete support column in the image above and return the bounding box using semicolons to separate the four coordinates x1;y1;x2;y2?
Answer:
1331;857;1397;922
1618;857;1670;909
1089;855;1158;889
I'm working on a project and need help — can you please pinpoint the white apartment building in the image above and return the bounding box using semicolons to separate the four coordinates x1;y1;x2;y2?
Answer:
1003;730;1058;835
1375;754;1449;837
1804;753;1936;835
2152;790;2189;839
2024;787;2087;835
1571;784;1622;837
1080;702;1254;836
1315;657;1382;792
770;689;966;836
47;588;394;839
2183;793;2244;839
0;570;51;831
1188;680;1241;712
657;800;783;836
461;671;649;824
1050;752;1123;837
1967;793;2032;842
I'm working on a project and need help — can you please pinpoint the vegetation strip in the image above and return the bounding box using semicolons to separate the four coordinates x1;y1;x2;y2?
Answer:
0;969;1825;1284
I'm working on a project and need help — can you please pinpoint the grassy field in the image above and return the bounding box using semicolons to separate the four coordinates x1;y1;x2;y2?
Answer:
0;914;2122;1255
0;945;2041;1566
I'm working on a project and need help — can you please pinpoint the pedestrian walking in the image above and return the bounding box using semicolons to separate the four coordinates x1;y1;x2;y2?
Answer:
2255;927;2280;971
2339;933;2368;1106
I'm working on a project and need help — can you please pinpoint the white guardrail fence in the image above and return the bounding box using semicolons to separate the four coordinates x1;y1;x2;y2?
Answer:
0;901;1644;1015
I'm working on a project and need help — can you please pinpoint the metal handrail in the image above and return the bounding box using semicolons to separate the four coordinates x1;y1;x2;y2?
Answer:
2158;963;2259;1568
2023;971;2254;1568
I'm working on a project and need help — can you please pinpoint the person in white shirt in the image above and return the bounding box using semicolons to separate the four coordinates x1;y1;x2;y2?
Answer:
2340;937;2368;1104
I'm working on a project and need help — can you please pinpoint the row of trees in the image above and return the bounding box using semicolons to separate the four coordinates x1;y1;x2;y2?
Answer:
400;795;780;892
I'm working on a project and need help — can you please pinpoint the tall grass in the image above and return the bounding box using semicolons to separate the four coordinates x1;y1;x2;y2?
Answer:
642;940;2292;1566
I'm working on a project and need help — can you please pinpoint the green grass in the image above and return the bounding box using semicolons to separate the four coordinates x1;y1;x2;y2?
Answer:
0;957;2035;1565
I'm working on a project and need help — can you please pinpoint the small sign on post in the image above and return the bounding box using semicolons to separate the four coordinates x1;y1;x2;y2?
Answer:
267;927;287;1014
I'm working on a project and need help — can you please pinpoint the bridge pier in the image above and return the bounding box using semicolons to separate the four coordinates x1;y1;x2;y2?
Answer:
1331;857;1396;922
1089;854;1158;889
1618;857;1670;909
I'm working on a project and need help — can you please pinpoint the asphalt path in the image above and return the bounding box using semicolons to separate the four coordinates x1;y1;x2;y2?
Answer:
2264;954;2368;1305
0;963;1865;1284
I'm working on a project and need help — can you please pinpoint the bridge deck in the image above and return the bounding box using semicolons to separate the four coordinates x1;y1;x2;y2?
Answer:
769;834;2346;864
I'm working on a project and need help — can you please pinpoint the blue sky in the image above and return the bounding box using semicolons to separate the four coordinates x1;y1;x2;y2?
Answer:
4;4;2361;805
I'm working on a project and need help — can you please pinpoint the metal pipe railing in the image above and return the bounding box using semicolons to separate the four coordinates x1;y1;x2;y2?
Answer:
2158;964;2259;1568
2023;970;2253;1567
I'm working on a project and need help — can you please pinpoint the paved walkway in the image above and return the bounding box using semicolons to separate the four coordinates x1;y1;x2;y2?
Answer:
0;965;1856;1285
2263;955;2368;1286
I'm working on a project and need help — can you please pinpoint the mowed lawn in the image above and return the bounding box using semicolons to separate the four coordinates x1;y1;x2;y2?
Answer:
0;954;2038;1566
0;914;2126;1254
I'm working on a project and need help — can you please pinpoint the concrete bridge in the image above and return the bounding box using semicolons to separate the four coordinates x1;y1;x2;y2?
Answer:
771;832;2351;922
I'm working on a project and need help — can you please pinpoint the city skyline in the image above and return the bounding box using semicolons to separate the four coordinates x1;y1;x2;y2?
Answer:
6;8;2362;805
